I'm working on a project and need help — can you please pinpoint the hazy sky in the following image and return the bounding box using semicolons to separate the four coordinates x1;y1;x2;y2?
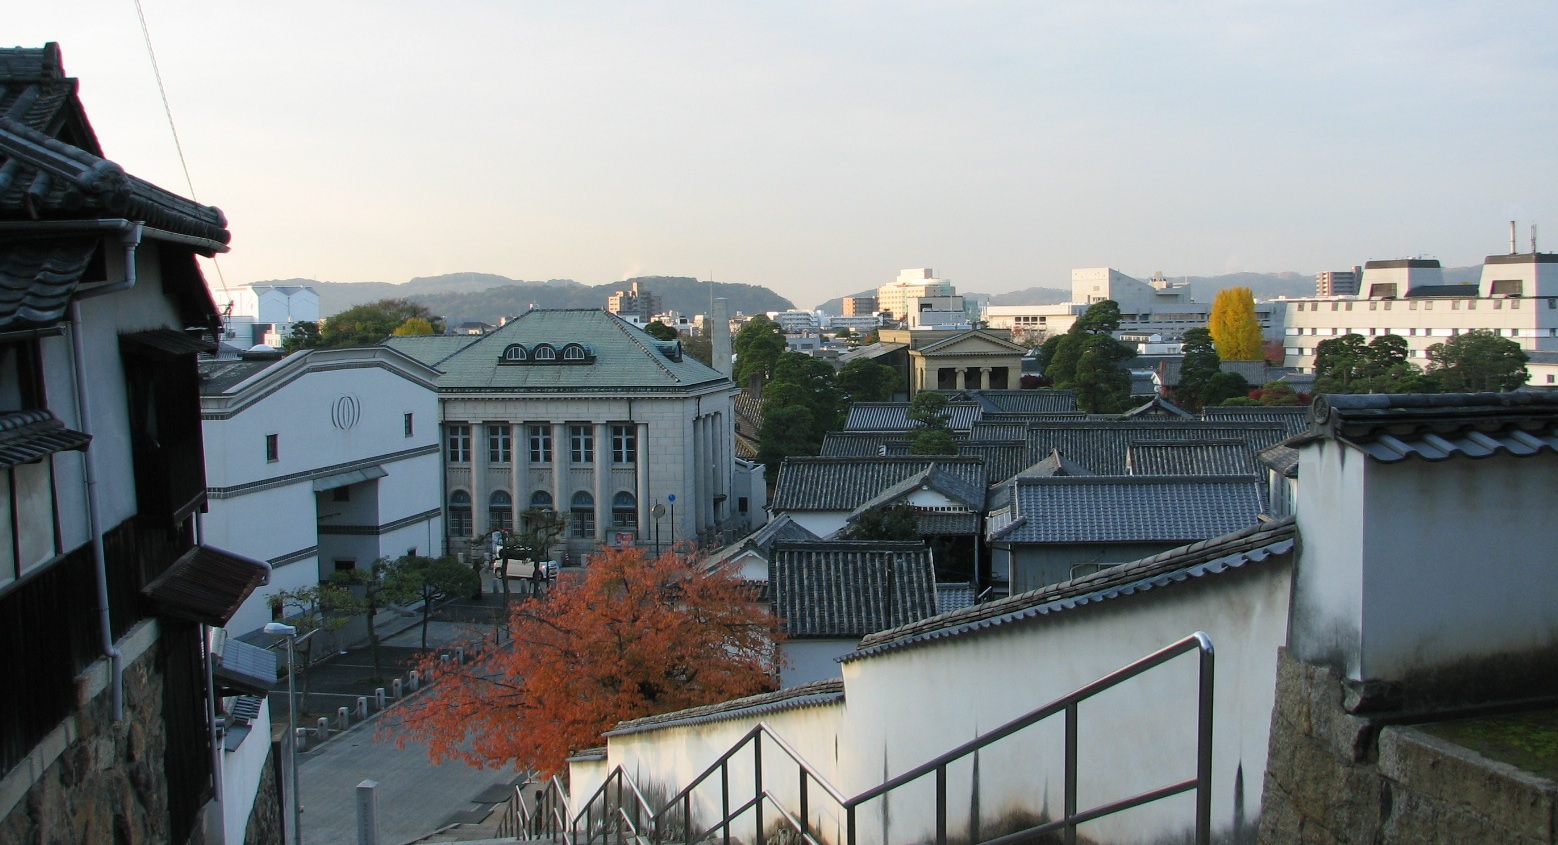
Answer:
14;2;1558;308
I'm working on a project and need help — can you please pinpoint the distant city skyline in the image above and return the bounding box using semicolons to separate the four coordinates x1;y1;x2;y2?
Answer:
14;2;1558;309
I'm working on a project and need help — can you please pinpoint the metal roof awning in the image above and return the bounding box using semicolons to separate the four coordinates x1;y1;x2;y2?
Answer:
214;637;278;696
0;409;91;468
142;544;268;627
120;327;216;358
311;464;387;492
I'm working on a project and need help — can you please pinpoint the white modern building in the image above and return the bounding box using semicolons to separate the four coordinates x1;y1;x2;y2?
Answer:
200;346;445;637
985;268;1283;344
766;309;823;334
386;309;753;559
1280;253;1558;372
215;282;320;349
877;268;956;320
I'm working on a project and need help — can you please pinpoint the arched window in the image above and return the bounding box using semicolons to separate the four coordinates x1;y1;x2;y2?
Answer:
611;491;637;529
502;344;529;362
489;490;513;532
448;490;472;537
563;343;586;360
534;344;556;361
570;491;595;537
529;490;553;512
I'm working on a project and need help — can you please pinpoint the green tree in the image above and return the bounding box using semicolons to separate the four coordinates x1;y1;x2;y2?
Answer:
384;555;481;650
321;299;445;347
330;559;393;682
733;315;786;385
1201;371;1252;406
907;392;957;455
1043;300;1132;389
836;358;900;403
281;320;321;354
1173;327;1222;412
840;504;921;541
644;320;680;341
1313;334;1370;393
832;326;853;340
392;316;437;337
682;333;713;367
1072;334;1133;413
266;583;359;714
757;405;818;483
1426;329;1529;392
1209;287;1263;360
1316;333;1437;394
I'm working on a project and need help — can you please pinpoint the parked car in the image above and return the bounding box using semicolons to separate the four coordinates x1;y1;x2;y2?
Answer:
490;557;559;581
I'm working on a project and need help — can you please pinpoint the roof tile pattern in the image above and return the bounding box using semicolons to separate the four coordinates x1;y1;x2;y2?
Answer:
851;518;1296;658
989;476;1266;544
771;456;988;512
1127;440;1260;477
845;402;982;432
1298;392;1558;462
0;236;96;329
1025;421;1289;475
607;679;845;736
1201;406;1311;439
770;541;938;638
958;390;1079;413
0;408;90;468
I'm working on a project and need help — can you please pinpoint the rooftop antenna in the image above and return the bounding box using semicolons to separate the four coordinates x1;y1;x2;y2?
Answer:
1510;220;1518;255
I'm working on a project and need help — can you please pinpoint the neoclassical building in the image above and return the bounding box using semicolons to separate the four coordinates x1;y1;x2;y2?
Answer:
387;309;753;558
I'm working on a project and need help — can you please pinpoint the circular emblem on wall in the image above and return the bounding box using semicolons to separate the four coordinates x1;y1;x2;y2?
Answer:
331;395;361;430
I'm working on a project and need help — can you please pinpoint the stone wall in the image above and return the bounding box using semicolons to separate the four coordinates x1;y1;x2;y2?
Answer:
242;741;283;845
0;622;205;845
1258;648;1558;844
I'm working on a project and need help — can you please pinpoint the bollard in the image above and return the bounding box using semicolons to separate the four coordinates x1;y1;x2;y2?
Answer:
316;716;330;741
355;696;368;719
294;727;309;752
440;653;451;667
407;670;419;692
375;687;386;709
456;646;466;664
357;779;381;845
337;706;350;730
391;679;402;698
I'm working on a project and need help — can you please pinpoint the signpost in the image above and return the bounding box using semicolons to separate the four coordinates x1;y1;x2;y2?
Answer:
650;502;666;555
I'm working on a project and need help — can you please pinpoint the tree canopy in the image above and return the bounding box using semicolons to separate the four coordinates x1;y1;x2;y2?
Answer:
321;299;445;347
1041;300;1134;393
383;555;480;649
1172;327;1223;412
755;352;844;481
387;547;783;774
733;315;786;385
1209;287;1263;360
1070;334;1134;414
644;320;680;341
281;320;320;354
1426;329;1529;392
840;504;921;541
907;391;958;454
835;358;900;403
1315;333;1445;395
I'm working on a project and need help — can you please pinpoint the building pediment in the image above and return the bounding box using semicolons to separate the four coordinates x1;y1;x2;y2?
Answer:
916;331;1026;358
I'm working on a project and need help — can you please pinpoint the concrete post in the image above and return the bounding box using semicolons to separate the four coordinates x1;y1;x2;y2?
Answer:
356;780;380;845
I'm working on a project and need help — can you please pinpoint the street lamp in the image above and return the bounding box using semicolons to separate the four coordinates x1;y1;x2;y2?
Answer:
265;622;317;845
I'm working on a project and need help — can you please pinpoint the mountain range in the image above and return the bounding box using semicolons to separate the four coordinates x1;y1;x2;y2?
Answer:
252;266;1486;324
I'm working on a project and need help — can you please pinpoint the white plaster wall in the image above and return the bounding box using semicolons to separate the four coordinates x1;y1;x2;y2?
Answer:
785;512;849;540
602;703;847;845
1281;294;1558;371
1289;440;1367;677
836;566;1291;845
220;696;272;845
1359;451;1558;680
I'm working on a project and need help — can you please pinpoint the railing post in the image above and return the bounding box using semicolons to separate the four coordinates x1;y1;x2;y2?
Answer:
721;761;731;845
1064;702;1078;845
1196;638;1216;845
935;765;947;845
798;770;810;840
755;734;766;845
846;804;857;845
683;793;692;845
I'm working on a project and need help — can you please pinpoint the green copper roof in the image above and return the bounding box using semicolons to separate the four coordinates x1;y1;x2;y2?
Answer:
381;335;480;367
430;309;730;393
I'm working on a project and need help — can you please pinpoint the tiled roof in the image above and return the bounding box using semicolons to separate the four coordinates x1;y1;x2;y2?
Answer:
747;513;819;551
1294;392;1558;463
953;440;1030;487
142;544;269;627
1258;443;1299;478
1127;439;1259;477
606;679;845;736
1201;406;1311;439
0;409;90;468
936;582;977;614
837;341;906;363
1129;372;1159;397
770;456;988;512
957;389;1079;413
733;390;764;460
988;476;1266;545
844;402;982;431
969;422;1032;442
1123;396;1193;418
0;236;97;329
820;431;899;457
0;45;230;247
199;358;281;395
1011;448;1097;479
913;512;980;535
380;335;479;367
849;518;1296;659
1025;420;1290;476
769;541;938;638
430;309;731;393
847;463;987;517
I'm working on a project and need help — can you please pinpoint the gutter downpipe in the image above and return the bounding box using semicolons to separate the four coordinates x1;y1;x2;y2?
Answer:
67;220;143;721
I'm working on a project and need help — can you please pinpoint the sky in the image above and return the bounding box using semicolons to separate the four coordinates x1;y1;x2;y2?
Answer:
13;2;1558;309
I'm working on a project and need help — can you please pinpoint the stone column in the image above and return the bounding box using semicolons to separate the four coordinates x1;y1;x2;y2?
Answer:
551;423;566;538
510;422;523;529
636;421;650;542
472;421;490;538
594;422;609;543
955;367;966;389
980;367;992;389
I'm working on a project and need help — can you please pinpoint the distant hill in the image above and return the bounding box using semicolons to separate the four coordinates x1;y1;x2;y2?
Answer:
986;287;1072;306
253;274;794;324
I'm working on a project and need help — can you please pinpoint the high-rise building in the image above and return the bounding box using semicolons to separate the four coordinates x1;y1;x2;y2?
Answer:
842;295;879;317
607;280;662;322
877;268;955;320
1316;267;1362;297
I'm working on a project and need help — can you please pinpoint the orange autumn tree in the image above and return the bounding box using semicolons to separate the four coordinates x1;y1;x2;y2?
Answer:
388;546;783;774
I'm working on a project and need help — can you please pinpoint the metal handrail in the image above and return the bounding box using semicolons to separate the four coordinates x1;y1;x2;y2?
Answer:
573;766;657;845
560;632;1214;845
500;774;572;841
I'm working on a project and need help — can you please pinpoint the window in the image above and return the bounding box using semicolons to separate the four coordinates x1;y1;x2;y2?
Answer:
332;486;350;503
489;490;513;532
447;424;472;462
738;496;749;514
529;425;552;463
534;344;556;361
570;425;594;464
571;491;595;537
529;490;554;512
503;344;529;362
611;492;637;528
611;425;637;464
404;413;414;437
488;424;512;463
265;434;279;463
449;490;472;536
563;344;586;361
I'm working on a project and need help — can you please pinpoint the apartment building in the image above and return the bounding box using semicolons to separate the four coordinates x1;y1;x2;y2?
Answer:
986;268;1282;343
877;268;956;320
